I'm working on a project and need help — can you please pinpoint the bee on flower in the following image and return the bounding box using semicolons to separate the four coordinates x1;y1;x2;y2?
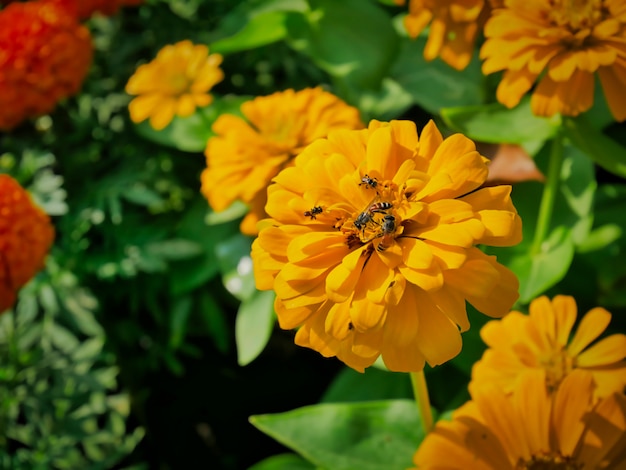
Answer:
251;119;522;373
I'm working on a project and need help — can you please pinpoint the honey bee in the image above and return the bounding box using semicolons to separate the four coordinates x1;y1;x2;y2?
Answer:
359;174;378;190
368;201;393;214
304;206;323;220
353;210;374;231
376;214;396;252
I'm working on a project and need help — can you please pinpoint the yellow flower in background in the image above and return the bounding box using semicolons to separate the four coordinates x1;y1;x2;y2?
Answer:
472;295;626;399
201;88;363;235
251;120;522;372
413;369;626;469
481;0;626;121
125;40;224;130
401;0;491;70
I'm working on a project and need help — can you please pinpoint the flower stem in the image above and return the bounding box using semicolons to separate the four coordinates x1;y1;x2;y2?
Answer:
531;131;564;256
410;370;433;434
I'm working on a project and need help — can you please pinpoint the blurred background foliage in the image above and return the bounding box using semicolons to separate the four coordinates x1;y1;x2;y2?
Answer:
1;0;625;468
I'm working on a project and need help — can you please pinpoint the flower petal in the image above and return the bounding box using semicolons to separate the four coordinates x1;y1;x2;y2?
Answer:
576;334;626;367
567;307;612;357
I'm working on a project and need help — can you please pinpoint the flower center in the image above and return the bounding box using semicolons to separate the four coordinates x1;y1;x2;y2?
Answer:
547;0;604;35
343;177;403;252
538;346;575;393
517;452;582;470
167;71;190;95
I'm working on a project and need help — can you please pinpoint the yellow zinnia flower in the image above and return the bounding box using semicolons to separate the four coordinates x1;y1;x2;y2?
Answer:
201;87;363;235
413;369;626;469
402;0;491;71
472;295;626;400
125;40;224;130
251;119;522;372
480;0;626;121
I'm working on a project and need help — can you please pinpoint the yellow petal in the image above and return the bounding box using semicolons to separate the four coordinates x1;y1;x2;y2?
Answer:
326;247;368;303
576;334;626;367
149;98;176;130
567;307;611;357
598;62;626;122
552;295;577;347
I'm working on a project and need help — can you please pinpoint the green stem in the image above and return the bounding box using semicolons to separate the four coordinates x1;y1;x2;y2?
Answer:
531;131;564;256
410;370;433;434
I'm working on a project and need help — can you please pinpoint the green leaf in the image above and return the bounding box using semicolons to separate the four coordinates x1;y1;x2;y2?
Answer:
236;290;276;366
169;296;192;350
215;234;257;301
248;454;315;470
198;291;230;354
564;115;626;179
441;97;561;144
212;11;293;54
390;26;484;113
250;400;423;470
321;367;412;403
133;96;249;153
287;0;398;94
144;239;204;261
511;227;575;303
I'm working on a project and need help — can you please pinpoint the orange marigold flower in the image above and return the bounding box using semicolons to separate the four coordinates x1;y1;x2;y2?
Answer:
413;369;626;469
125;40;224;131
480;0;626;121
472;295;626;400
251;119;522;372
201;87;364;236
403;0;491;70
39;0;143;19
0;175;55;313
0;0;93;131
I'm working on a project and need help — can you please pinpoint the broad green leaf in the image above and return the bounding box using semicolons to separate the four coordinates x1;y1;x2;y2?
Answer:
212;11;293;54
133;96;249;153
236;290;276;366
250;400;424;470
510;227;575;303
441;97;561;144
390;24;484;113
199;291;230;354
564;115;626;179
287;0;398;94
321;367;412;403
248;453;315;470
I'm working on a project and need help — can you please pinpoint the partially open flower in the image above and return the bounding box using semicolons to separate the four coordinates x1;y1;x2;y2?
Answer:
252;120;522;372
401;0;491;70
481;0;626;121
126;40;224;131
201;87;363;235
413;369;626;469
0;175;55;313
472;295;626;400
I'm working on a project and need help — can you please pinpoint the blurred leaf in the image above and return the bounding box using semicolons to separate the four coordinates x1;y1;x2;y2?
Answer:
321;367;412;403
441;97;560;144
145;238;204;261
390;24;484;113
169;296;192;350
250;400;423;470
212;11;293;54
133;95;249;153
564;115;626;179
287;0;398;95
236;289;276;366
121;184;165;207
248;453;315;470
205;201;249;226
215;234;257;301
199;291;230;354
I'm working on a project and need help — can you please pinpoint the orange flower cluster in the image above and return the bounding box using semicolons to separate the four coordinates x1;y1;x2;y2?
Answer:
0;0;141;18
0;175;55;313
0;0;93;131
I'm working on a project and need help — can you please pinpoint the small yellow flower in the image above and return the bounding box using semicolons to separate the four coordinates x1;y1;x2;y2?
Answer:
125;40;224;130
413;369;626;469
472;295;626;400
480;0;626;121
402;0;491;70
251;120;522;372
201;87;363;235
